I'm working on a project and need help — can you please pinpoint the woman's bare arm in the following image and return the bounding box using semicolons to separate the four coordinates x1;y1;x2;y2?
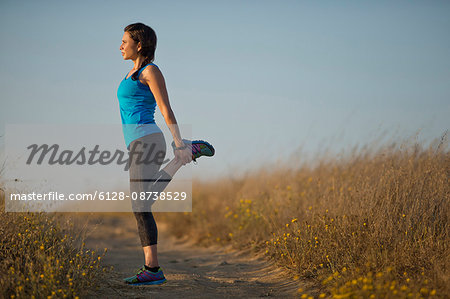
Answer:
140;65;184;147
140;65;191;164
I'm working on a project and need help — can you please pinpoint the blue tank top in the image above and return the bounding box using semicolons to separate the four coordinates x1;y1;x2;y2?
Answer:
117;63;162;150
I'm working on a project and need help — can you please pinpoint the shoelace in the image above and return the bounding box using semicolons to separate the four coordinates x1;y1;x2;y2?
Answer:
135;267;145;275
192;144;201;155
191;144;203;163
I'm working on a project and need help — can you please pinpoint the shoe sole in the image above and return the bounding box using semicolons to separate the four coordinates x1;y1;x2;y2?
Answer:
126;278;167;286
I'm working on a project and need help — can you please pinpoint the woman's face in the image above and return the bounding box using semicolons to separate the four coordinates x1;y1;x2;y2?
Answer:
120;32;140;60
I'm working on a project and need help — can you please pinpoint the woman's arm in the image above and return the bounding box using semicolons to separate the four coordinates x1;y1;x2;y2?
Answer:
141;65;192;164
141;65;183;146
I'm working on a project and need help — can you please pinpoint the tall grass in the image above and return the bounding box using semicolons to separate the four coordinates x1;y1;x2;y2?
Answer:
159;136;449;298
0;192;108;298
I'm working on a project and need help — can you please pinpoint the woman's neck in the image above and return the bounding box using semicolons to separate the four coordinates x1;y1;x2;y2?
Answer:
132;56;146;70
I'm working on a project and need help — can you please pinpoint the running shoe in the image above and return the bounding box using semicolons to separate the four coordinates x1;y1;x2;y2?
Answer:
123;266;167;285
171;139;215;162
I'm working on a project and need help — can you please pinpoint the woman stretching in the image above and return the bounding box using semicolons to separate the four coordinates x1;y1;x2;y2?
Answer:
117;22;214;285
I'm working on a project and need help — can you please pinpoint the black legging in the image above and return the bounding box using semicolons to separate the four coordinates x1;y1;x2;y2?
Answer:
128;132;172;246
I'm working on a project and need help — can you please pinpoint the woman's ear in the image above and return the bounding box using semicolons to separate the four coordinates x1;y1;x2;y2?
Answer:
137;42;142;53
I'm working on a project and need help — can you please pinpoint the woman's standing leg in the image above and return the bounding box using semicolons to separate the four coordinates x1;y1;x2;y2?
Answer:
125;134;215;284
128;133;166;272
132;141;191;269
135;212;159;267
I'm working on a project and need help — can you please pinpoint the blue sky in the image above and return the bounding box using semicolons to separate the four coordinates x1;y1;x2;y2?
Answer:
1;0;449;180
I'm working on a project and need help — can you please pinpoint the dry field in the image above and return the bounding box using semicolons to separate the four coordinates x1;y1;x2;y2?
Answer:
0;197;109;298
159;136;449;298
1;135;448;298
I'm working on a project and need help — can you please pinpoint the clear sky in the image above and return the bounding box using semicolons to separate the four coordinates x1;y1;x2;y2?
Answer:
1;0;449;180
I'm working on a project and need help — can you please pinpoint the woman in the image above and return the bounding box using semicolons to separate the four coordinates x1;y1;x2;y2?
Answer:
117;23;214;285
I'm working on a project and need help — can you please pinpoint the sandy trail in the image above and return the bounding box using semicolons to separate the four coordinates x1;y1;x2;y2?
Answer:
72;213;307;298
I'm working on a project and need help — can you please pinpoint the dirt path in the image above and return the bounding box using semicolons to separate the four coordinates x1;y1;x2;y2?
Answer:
73;213;309;298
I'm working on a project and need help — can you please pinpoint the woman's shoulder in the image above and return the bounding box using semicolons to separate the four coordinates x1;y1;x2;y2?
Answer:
139;63;159;74
141;63;162;75
139;63;164;84
145;62;159;69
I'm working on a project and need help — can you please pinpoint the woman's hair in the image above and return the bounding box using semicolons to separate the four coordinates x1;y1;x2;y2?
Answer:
124;23;157;81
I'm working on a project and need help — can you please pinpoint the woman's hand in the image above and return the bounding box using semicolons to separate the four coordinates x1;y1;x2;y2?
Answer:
174;145;192;165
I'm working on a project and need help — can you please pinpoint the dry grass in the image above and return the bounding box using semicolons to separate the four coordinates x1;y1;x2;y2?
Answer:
159;135;449;298
0;193;109;298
